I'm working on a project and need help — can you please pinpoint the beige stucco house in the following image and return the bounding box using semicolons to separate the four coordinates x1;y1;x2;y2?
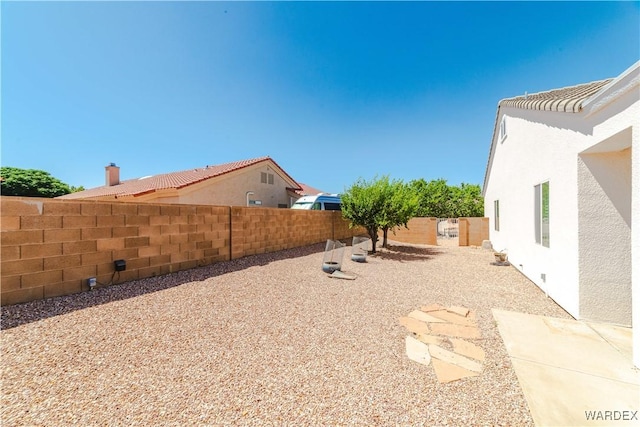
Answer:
59;156;303;208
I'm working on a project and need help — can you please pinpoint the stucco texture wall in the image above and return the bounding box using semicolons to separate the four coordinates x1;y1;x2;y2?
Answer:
578;148;632;326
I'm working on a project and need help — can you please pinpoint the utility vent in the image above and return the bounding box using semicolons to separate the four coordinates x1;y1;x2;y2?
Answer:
541;273;546;282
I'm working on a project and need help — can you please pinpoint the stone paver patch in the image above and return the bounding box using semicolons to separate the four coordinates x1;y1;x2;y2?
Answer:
420;303;445;313
414;333;444;346
427;310;476;326
408;310;446;323
447;306;470;317
429;323;481;339
400;304;484;383
431;358;480;383
398;316;430;335
405;336;432;366
428;344;483;373
450;338;486;361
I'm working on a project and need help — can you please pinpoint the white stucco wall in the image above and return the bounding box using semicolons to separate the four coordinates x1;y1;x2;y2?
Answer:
633;119;640;367
484;108;584;317
484;81;638;323
578;148;631;325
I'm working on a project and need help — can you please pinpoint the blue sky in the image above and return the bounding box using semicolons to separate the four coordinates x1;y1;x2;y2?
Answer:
2;2;639;194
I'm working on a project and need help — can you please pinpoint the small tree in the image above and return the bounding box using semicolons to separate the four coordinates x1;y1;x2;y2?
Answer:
0;167;75;198
378;179;419;248
341;177;388;253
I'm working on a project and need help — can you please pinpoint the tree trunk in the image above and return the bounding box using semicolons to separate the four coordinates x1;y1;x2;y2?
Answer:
382;227;389;248
368;227;378;253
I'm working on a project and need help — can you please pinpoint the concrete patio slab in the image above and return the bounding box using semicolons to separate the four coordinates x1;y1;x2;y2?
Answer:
493;309;640;426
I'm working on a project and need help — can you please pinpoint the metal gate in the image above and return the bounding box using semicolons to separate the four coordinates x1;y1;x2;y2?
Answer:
437;218;459;239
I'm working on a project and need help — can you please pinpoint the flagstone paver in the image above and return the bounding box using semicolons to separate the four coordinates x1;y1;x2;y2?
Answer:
427;310;476;326
399;304;485;383
414;333;444;346
429;322;481;339
398;316;430;335
420;303;445;313
450;338;486;361
447;306;470;317
431;358;480;383
405;336;432;366
428;344;483;373
408;310;446;323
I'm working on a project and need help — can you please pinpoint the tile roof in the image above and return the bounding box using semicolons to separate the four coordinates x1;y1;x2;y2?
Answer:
60;156;301;199
499;78;613;113
294;183;325;196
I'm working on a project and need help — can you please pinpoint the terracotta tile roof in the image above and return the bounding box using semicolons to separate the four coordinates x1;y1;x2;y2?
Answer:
499;78;613;113
60;156;301;199
294;183;325;196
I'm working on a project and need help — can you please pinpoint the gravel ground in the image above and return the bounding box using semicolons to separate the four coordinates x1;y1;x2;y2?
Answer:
1;240;571;426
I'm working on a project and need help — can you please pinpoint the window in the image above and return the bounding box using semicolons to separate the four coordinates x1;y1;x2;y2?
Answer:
494;200;500;231
534;182;550;247
499;116;507;142
261;172;274;185
311;202;321;210
324;202;342;211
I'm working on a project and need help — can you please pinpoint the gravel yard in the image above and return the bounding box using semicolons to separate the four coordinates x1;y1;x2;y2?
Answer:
1;241;571;426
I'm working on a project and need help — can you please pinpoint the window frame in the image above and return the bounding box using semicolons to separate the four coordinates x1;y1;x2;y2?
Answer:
499;116;507;142
534;181;550;247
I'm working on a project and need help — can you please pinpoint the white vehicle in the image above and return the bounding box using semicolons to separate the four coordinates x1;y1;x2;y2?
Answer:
291;194;342;211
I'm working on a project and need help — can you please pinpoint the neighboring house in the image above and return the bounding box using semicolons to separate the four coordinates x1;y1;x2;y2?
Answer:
59;156;303;208
296;182;325;196
482;62;639;367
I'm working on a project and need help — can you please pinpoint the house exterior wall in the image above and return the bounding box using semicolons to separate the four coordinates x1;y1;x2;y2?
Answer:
148;162;296;208
0;197;359;306
633;123;640;367
484;92;637;324
578;148;632;325
484;108;584;317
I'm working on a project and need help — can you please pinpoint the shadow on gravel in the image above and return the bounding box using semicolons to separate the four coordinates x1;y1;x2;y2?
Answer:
1;243;326;330
372;245;444;262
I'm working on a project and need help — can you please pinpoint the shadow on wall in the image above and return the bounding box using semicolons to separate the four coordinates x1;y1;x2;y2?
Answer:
1;242;327;330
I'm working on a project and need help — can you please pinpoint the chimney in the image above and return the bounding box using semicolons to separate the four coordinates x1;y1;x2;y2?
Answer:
105;163;120;186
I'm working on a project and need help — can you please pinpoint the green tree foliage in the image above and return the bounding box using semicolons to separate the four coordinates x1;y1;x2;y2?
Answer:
410;178;484;218
341;176;419;253
341;177;387;253
378;178;420;249
450;183;484;217
0;167;75;198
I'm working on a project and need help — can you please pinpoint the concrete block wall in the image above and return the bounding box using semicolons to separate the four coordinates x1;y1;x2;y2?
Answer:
458;217;489;246
384;217;438;246
1;197;359;306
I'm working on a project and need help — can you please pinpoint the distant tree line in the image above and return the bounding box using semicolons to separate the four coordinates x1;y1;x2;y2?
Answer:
341;176;484;253
0;167;84;197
